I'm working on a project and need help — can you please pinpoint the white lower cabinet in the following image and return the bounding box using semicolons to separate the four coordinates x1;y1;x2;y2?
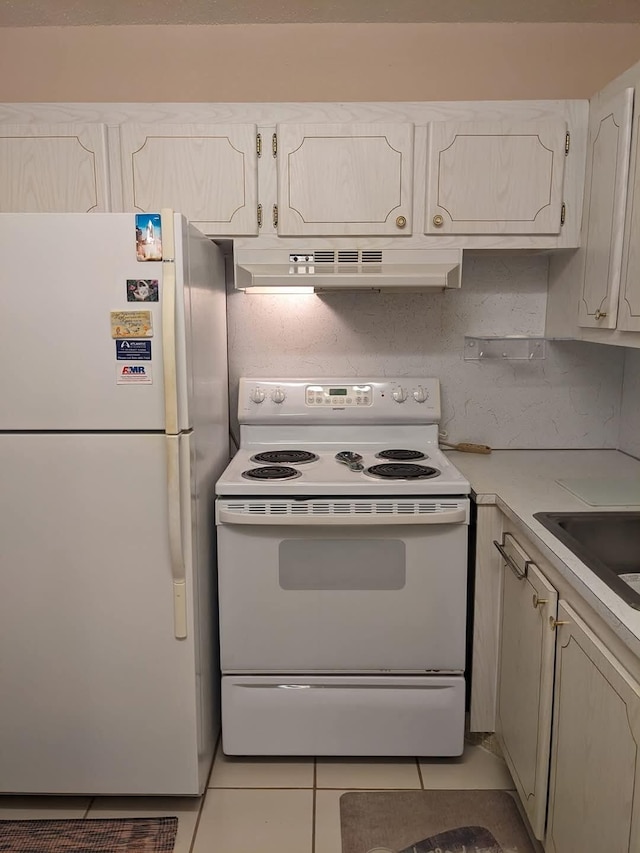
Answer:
546;602;640;853
492;527;640;851
495;534;558;840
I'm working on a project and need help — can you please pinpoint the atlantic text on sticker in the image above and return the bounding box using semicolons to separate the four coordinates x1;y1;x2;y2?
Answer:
115;339;152;360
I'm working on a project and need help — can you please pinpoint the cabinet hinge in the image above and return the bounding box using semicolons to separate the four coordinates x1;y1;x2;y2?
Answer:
565;131;570;155
257;203;263;228
272;133;277;157
256;133;262;157
272;204;278;228
560;202;566;225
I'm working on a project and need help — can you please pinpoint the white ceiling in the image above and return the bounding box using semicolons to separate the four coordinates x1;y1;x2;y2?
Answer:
2;0;640;27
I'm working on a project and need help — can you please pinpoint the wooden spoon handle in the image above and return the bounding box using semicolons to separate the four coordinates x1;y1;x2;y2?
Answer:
442;441;492;454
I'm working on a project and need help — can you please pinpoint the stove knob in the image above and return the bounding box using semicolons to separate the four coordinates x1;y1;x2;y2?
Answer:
250;387;265;404
392;386;408;403
413;386;428;403
271;387;286;404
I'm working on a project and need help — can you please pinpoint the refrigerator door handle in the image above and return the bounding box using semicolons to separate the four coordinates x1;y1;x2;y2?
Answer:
166;433;187;639
161;208;179;436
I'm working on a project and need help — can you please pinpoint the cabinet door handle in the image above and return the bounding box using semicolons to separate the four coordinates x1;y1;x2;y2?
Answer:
549;616;571;631
533;594;548;609
595;309;607;320
493;539;529;579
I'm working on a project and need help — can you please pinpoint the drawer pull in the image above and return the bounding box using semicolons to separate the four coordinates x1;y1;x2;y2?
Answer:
493;538;531;580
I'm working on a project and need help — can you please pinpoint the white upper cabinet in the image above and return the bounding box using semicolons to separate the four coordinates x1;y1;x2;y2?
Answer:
425;120;568;235
0;124;109;212
578;88;634;330
119;124;259;235
619;101;640;332
275;123;414;236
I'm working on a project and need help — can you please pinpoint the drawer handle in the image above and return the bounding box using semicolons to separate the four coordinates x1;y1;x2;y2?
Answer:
493;538;530;580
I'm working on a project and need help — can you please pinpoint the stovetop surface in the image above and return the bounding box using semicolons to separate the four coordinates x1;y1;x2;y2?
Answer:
216;377;471;497
216;444;470;496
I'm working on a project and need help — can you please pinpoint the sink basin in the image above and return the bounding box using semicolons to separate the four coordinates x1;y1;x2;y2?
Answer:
533;512;640;610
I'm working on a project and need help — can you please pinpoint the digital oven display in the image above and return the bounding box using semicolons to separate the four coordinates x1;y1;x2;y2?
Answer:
329;388;347;396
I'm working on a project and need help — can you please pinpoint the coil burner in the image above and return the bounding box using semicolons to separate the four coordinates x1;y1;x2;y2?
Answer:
365;463;440;480
375;449;427;461
250;450;318;465
241;466;302;481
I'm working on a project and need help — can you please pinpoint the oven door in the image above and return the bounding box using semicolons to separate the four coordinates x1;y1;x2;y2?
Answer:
216;497;469;673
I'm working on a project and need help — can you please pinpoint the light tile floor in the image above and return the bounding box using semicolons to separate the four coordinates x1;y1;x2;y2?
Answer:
0;744;517;853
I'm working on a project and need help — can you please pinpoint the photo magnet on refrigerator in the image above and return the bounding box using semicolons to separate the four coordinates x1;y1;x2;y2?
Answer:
135;214;162;261
127;279;159;302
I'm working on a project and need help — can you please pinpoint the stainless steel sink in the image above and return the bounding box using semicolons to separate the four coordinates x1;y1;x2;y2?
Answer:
533;512;640;610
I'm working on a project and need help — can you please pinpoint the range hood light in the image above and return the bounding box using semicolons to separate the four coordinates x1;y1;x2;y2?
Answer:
240;285;315;295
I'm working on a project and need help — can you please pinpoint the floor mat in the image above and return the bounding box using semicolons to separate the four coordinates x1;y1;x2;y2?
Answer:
0;816;178;853
340;790;535;853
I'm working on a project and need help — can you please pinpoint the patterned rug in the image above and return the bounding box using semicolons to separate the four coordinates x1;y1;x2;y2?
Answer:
0;817;178;853
340;790;535;853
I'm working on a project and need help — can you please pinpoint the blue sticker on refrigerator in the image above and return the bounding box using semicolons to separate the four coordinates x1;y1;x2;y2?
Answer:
115;339;152;360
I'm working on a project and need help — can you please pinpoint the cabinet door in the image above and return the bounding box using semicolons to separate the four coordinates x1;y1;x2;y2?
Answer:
578;88;634;330
0;124;109;212
546;602;640;853
495;534;558;840
276;123;414;236
119;124;258;235
619;97;640;332
425;120;567;235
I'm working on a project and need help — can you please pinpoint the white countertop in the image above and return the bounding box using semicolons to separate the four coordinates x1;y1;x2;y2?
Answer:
446;449;640;656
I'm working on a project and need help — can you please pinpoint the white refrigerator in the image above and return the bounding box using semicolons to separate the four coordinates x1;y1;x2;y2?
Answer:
0;211;229;795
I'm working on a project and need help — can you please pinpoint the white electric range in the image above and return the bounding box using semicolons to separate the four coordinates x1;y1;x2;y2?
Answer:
215;377;471;756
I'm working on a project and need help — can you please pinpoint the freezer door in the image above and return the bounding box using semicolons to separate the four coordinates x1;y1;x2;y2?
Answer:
0;432;217;795
0;212;213;431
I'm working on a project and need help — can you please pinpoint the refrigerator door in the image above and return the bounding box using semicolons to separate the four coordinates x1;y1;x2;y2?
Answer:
0;213;200;432
0;431;217;795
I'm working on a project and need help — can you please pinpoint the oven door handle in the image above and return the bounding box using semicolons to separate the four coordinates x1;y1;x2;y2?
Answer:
217;507;468;525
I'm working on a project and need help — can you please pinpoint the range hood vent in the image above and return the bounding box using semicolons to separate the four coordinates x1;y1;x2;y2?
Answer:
235;247;463;292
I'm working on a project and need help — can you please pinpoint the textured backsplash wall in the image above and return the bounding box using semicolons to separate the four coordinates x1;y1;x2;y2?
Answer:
226;254;625;449
619;348;640;460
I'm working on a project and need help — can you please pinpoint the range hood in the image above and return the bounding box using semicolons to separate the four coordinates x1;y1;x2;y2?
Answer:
234;247;463;293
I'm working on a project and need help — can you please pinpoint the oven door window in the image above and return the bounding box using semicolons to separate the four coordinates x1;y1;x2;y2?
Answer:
279;539;406;590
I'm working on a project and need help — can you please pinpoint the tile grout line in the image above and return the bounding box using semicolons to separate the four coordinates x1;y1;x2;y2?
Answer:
311;757;318;853
187;791;208;853
189;736;222;853
311;757;317;853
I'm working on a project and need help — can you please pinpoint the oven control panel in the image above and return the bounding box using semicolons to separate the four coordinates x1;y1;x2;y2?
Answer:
305;384;373;407
238;378;442;425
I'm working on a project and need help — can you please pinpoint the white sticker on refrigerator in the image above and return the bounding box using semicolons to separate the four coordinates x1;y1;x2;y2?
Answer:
116;363;153;385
